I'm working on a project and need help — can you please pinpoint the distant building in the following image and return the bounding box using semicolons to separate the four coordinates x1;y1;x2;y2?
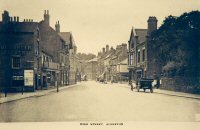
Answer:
57;30;78;84
0;10;69;92
128;16;158;81
117;58;129;82
97;43;128;82
85;58;98;80
110;44;128;82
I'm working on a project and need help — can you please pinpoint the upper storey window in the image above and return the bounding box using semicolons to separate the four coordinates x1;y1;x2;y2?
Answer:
130;38;134;49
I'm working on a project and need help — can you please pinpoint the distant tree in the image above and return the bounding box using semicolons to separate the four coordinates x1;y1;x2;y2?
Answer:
77;52;96;61
150;11;200;77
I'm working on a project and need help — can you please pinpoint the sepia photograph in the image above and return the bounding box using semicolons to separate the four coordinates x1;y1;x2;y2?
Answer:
0;0;200;129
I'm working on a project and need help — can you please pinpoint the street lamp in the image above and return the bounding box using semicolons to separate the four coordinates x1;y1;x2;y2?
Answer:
56;44;69;92
80;61;82;82
56;71;59;92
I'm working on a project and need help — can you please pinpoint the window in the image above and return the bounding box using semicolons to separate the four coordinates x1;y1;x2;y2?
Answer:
61;56;64;63
142;49;145;61
130;39;134;49
130;54;133;65
12;56;20;69
137;51;140;63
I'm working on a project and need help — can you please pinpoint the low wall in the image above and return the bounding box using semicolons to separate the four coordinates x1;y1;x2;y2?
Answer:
161;77;200;94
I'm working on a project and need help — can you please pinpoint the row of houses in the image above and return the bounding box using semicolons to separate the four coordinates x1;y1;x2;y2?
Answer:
0;10;78;92
97;44;128;82
96;16;159;83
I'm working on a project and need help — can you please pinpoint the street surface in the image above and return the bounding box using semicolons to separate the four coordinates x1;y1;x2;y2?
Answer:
0;81;200;122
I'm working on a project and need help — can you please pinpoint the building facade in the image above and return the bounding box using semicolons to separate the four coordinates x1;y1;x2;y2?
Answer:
85;58;98;80
0;10;70;92
116;58;129;82
60;32;78;85
97;43;128;82
128;16;158;81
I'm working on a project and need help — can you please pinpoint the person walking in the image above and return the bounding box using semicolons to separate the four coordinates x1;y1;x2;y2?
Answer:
129;80;133;91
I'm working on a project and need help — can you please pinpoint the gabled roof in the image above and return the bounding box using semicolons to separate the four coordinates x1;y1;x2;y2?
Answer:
38;20;66;42
129;26;148;44
59;32;70;44
135;29;148;43
59;32;76;47
129;27;137;42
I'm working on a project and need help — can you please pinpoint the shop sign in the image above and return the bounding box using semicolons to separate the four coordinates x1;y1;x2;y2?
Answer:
12;76;23;80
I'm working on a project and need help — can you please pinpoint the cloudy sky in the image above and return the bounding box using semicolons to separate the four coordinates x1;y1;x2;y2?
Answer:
0;0;199;54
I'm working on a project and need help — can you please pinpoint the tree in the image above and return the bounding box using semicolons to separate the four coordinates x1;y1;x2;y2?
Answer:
150;11;200;77
77;52;96;61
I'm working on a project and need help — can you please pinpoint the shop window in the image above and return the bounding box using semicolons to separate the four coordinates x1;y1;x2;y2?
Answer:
12;56;20;69
130;54;133;65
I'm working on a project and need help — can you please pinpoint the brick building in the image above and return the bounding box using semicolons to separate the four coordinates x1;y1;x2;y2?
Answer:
0;10;70;92
128;16;158;81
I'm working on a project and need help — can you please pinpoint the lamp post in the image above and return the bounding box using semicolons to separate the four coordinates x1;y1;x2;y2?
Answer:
56;43;69;92
56;71;59;92
80;61;82;82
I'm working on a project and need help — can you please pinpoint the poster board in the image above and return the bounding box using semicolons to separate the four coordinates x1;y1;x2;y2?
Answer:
24;70;34;86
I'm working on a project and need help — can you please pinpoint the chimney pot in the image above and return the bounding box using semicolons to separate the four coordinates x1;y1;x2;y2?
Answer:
102;48;105;53
14;16;16;22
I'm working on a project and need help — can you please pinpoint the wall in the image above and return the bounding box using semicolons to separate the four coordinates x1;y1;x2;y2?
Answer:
0;32;36;91
161;77;200;94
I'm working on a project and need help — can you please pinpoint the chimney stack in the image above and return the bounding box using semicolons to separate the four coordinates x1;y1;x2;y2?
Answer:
10;17;13;22
102;48;105;54
17;16;19;22
55;20;60;32
44;10;50;26
147;16;158;35
2;10;10;24
106;45;109;53
14;16;16;22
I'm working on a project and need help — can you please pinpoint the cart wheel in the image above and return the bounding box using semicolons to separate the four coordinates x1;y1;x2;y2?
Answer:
150;88;153;93
143;88;146;92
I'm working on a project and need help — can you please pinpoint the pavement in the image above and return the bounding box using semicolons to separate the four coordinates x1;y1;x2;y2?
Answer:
0;83;79;104
0;81;200;104
109;81;200;100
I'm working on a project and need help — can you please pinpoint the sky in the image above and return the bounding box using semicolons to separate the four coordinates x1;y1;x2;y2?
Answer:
0;0;200;55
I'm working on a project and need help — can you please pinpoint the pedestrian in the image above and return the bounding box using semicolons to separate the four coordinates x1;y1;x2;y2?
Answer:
129;80;133;91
